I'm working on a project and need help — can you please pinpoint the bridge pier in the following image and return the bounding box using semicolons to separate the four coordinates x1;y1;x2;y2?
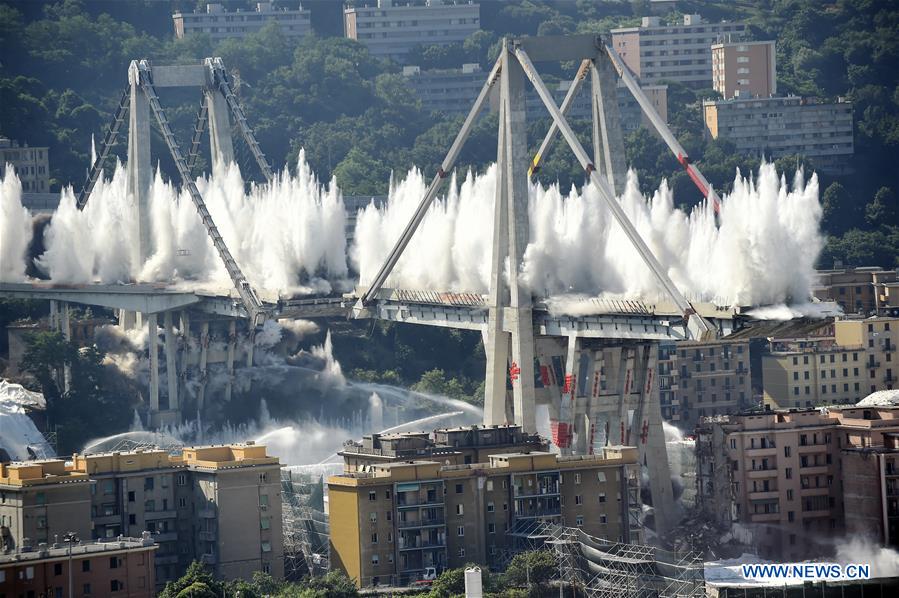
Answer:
204;77;234;167
164;311;178;414
127;61;152;273
148;313;159;416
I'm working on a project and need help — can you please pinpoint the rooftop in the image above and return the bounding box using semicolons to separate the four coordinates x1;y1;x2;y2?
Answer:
0;535;156;564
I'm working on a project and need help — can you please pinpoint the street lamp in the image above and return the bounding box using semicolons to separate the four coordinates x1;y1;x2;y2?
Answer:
63;531;79;598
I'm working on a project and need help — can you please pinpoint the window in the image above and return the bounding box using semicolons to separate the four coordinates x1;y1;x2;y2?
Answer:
261;517;271;530
784;446;791;457
486;480;494;491
458;547;466;557
455;483;463;494
82;560;91;572
487;502;495;512
456;504;464;515
574;473;581;485
144;500;155;512
576;515;584;527
598;493;606;503
488;523;496;534
36;492;46;505
371;533;378;544
371;554;379;565
83;583;92;595
369;513;377;523
457;526;465;536
144;477;154;491
785;468;792;479
178;497;187;509
54;563;62;576
129;514;136;525
262;562;271;574
262;541;271;553
177;474;187;486
109;557;119;569
368;491;376;501
600;514;608;524
597;472;606;482
127;491;135;502
385;490;391;500
260;494;269;507
575;495;583;505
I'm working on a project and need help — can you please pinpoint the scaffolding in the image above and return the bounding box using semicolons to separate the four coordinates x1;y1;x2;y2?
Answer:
282;468;332;581
542;524;705;598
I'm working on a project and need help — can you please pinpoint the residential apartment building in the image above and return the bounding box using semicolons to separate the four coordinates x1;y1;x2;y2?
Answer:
657;340;752;431
173;2;312;41
841;430;899;549
340;425;548;472
329;428;639;587
0;535;157;598
702;95;854;174
696;406;899;561
813;266;899;315
0;443;282;590
401;64;668;134
762;317;898;409
711;40;776;99
0;137;50;193
610;14;747;87
344;0;480;62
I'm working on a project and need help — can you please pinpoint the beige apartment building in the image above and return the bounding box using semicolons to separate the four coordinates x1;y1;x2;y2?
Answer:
0;137;50;193
813;266;899;315
657;340;752;431
711;40;776;99
172;2;312;41
0;443;281;590
344;0;480;62
763;317;898;409
611;14;747;87
329;428;639;587
842;429;899;549
696;406;899;561
702;95;854;175
0;535;157;598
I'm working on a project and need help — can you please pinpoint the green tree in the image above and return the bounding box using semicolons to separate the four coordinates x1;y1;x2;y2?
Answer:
504;550;557;590
158;562;223;598
821;182;857;235
866;187;897;227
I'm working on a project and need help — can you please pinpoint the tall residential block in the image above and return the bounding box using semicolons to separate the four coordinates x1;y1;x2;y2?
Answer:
344;0;480;62
0;536;157;598
841;431;899;549
762;317;898;409
610;14;747;87
330;426;639;588
711;40;776;99
0;137;50;193
696;406;899;561
0;443;282;590
173;2;312;41
702;95;854;174
657;340;753;431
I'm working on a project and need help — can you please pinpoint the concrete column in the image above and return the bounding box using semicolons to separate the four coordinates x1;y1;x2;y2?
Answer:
591;60;627;196
560;335;579;455
503;44;537;434
127;61;152;275
119;309;137;331
60;302;72;393
49;300;59;331
205;89;234;168
163;311;178;414
245;327;255;368
148;313;159;416
483;48;512;427
224;320;236;403
197;321;209;413
178;311;191;387
639;343;676;535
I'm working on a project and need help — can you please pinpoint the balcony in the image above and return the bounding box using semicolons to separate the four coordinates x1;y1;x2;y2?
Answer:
746;447;777;457
145;509;178;520
515;508;562;519
799;486;830;496
154;532;178;542
748;490;780;501
750;512;781;523
200;553;216;565
198;508;217;518
198;531;217;542
396;498;443;510
799;465;830;475
399;540;446;551
513;485;560;498
868;361;881;368
747;468;778;479
155;554;179;565
797;443;829;452
397;517;445;529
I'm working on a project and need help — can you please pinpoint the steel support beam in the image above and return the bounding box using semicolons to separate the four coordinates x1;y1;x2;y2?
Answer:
528;59;591;177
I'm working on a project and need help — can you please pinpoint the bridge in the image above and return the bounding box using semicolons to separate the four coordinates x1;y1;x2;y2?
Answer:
0;35;805;533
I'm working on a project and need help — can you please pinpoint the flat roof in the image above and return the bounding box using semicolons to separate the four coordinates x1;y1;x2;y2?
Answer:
0;537;156;565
